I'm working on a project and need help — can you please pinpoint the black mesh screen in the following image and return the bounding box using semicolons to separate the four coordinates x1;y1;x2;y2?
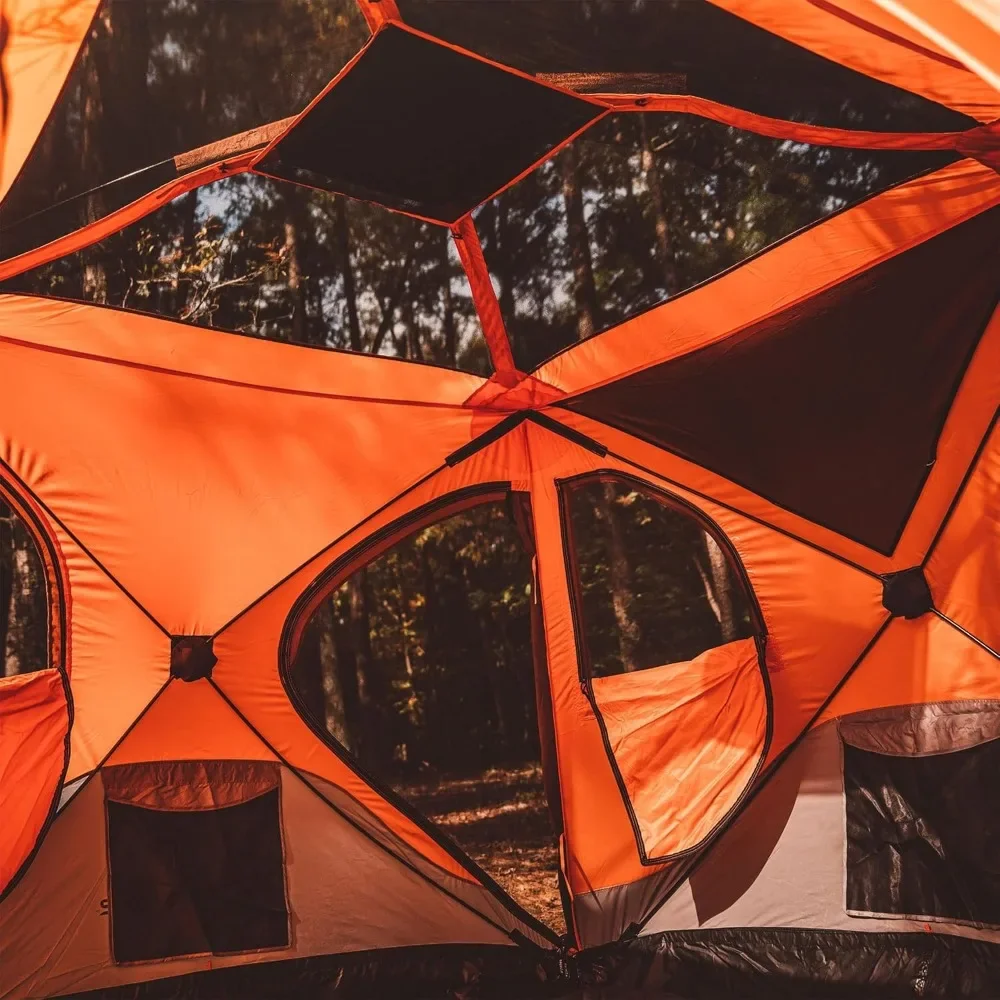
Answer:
286;498;565;933
107;791;289;962
396;0;973;130
475;112;959;372
565;206;1000;554
1;174;491;375
0;0;368;256
561;476;754;679
846;740;1000;924
258;24;602;223
0;495;49;677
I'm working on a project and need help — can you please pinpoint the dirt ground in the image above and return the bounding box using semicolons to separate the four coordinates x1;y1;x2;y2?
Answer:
400;765;566;937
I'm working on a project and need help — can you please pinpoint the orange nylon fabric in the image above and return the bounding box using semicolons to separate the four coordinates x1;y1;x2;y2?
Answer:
926;415;1000;654
591;637;766;862
708;0;1000;121
537;159;1000;398
873;0;1000;93
106;679;279;767
523;420;884;895
0;296;484;634
820;613;1000;723
0;0;99;201
0;667;67;896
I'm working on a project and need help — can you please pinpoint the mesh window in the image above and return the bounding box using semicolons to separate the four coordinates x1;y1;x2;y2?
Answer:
107;788;289;962
1;174;491;375
396;0;973;130
0;0;369;257
257;24;602;224
1;496;49;677
845;740;1000;925
474;112;960;372
286;497;565;933
562;476;754;679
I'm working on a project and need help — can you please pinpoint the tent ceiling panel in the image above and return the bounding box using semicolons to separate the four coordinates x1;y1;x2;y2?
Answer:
256;24;603;225
0;325;488;634
473;110;960;373
708;0;1000;122
395;0;976;130
0;0;369;244
564;205;1000;555
1;174;494;376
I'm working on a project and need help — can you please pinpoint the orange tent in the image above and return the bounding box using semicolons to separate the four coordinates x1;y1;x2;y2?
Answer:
0;2;998;996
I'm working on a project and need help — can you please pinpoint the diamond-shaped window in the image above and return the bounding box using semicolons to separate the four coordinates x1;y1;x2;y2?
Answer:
256;24;603;224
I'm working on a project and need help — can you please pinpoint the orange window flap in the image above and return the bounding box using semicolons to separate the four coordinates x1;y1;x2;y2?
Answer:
102;760;279;811
0;667;69;895
591;637;767;862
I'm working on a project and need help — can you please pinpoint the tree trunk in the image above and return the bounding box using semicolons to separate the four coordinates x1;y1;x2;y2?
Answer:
80;18;106;304
598;483;642;672
284;217;306;344
700;534;737;642
333;198;363;351
560;144;599;341
0;507;12;676
640;115;679;297
2;516;43;676
440;229;458;367
348;570;389;771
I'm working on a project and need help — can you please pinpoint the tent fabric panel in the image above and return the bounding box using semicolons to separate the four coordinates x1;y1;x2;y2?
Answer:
0;668;68;898
0;766;514;1000
0;478;171;781
646;718;1000;943
839;700;1000;755
0;324;484;634
0;295;483;406
520;422;883;925
589;638;767;863
106;679;279;767
874;0;1000;93
708;0;1000;121
0;0;100;201
564;205;1000;555
819;615;1000;724
926;414;1000;654
536;158;1000;398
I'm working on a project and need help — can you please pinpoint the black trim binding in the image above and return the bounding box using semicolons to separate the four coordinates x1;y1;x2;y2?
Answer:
555;469;772;867
277;482;565;948
445;409;607;467
0;472;72;904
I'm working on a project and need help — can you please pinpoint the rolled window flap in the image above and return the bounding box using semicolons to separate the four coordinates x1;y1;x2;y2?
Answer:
102;760;280;811
838;700;1000;756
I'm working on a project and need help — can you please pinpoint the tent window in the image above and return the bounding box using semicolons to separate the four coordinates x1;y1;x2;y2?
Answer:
107;778;288;962
396;0;972;130
1;175;491;375
845;740;1000;925
1;495;49;677
285;493;565;934
0;0;369;258
257;24;602;224
561;475;755;680
474;112;959;372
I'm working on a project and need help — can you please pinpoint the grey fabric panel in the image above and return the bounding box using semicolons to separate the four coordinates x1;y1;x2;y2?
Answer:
299;769;554;950
838;700;1000;756
573;867;674;949
57;773;91;812
643;714;1000;945
0;766;520;1000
